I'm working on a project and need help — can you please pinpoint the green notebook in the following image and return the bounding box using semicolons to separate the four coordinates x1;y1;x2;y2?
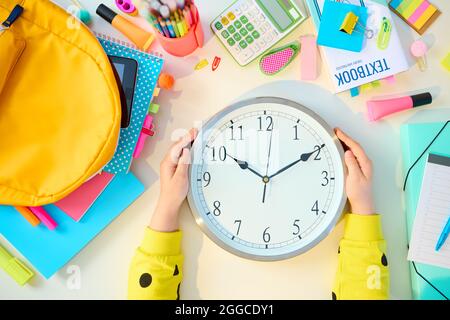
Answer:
401;121;450;300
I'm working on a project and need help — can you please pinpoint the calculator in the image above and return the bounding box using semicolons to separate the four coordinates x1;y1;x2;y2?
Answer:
211;0;306;66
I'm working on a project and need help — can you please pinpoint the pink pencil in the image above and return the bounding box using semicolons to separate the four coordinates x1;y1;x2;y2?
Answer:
28;206;58;230
183;8;192;27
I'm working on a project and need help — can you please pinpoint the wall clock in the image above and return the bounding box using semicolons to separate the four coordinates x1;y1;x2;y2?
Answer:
188;97;346;261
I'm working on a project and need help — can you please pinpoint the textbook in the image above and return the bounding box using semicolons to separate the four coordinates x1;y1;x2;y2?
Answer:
305;0;409;93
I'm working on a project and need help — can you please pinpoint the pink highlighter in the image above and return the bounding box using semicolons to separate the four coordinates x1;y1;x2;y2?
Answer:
366;92;432;121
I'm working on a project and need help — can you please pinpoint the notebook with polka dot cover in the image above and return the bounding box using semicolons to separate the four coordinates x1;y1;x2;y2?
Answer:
97;34;164;174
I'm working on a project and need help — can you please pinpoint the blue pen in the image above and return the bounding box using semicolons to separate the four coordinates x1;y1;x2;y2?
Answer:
435;215;450;251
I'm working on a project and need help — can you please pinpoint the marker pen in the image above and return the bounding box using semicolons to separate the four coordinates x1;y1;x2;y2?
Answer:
367;92;432;121
96;4;154;51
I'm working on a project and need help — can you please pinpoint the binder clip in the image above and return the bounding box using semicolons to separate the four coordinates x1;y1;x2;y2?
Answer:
339;11;373;39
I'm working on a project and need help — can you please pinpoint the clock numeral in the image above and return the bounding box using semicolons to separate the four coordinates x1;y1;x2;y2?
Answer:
258;116;273;132
293;125;300;141
314;145;322;160
263;227;271;243
211;146;227;162
212;201;222;216
311;200;319;215
230;125;243;140
202;172;211;187
321;170;329;186
234;220;242;236
293;219;300;235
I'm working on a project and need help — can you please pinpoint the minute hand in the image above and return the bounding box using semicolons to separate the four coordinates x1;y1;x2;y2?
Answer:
268;144;325;179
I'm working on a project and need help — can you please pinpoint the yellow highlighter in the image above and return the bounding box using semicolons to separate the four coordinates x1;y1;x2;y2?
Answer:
0;242;34;286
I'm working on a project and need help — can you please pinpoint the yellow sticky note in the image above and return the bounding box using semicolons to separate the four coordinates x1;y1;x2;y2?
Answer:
442;53;450;72
413;5;437;30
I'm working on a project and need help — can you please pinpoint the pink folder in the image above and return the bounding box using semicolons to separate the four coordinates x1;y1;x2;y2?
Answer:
55;172;114;222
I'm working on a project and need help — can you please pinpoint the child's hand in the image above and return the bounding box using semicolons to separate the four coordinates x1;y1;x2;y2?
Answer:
335;128;375;215
149;128;198;232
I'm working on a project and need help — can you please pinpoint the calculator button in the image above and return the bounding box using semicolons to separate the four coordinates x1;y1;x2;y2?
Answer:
264;34;273;43
221;30;230;38
227;25;236;34
240;28;248;36
241;2;249;10
253;43;260;51
234;20;242;29
258;14;266;22
246;35;254;44
239;40;248;49
240;15;249;24
234;8;242;15
227;12;236;21
233;46;241;54
252;31;260;39
263;22;271;30
227;38;236;46
214;22;223;30
221;17;229;25
233;33;242;41
250;8;259;17
246;23;254;32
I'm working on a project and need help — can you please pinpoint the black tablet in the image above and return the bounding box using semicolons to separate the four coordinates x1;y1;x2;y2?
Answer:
109;56;138;128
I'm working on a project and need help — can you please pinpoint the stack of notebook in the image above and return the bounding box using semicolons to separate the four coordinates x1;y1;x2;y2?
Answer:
0;37;164;279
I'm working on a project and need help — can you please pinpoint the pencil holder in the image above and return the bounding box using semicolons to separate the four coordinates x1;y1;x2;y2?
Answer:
153;4;204;57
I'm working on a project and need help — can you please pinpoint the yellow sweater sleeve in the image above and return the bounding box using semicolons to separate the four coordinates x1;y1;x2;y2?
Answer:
127;228;183;300
333;214;389;300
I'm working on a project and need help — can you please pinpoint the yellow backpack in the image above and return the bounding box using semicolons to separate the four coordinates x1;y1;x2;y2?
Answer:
0;0;121;206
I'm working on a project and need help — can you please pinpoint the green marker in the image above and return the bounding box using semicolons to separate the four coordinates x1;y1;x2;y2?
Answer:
0;243;34;286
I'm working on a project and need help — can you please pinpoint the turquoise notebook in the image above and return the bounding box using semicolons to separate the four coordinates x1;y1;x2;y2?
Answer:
0;173;144;279
401;121;450;300
99;35;164;174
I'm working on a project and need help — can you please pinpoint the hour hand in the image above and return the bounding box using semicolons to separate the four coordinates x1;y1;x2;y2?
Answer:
227;154;264;179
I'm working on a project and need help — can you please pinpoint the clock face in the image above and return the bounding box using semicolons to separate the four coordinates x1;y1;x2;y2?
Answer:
188;97;346;261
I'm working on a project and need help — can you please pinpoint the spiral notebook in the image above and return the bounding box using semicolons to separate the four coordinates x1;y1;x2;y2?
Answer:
97;34;164;174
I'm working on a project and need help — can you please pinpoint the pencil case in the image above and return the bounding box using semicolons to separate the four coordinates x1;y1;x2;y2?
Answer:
153;4;203;57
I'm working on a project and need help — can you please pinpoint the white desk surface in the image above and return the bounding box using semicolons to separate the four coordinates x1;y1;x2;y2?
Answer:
2;0;449;300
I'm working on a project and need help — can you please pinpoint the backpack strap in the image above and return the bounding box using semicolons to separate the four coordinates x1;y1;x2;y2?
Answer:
2;4;23;28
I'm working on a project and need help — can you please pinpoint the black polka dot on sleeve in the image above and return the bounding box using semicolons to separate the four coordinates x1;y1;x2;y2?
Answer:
332;292;337;300
381;253;388;266
337;246;340;254
173;264;179;276
176;283;180;300
139;273;152;288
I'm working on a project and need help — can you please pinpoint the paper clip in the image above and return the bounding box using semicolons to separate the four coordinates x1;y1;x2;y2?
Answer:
377;17;391;50
339;11;374;39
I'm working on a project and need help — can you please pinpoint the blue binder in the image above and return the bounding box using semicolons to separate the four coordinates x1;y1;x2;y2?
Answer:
401;121;450;300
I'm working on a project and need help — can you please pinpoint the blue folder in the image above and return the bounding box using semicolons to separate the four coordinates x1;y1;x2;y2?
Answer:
401;122;450;300
0;173;144;279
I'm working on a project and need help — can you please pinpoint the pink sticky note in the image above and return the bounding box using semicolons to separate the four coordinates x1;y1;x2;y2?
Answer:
28;206;58;230
54;172;114;222
300;36;319;80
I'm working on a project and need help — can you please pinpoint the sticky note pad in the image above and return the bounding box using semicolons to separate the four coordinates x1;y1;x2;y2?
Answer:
389;0;440;35
317;1;368;52
0;173;144;279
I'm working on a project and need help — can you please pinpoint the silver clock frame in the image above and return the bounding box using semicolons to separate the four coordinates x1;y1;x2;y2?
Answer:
187;97;347;261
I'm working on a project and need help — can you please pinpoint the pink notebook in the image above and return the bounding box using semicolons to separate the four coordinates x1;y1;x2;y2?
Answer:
55;172;114;222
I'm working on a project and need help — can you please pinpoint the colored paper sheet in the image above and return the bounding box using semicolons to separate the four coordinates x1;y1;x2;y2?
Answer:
54;172;114;222
317;1;368;52
0;173;144;279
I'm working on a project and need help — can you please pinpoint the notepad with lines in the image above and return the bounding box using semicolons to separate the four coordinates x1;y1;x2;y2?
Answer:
407;153;450;270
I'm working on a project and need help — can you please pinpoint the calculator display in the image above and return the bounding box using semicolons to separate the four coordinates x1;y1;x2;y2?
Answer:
258;0;293;31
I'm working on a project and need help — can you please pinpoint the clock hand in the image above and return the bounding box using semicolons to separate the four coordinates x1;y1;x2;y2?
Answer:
226;153;264;179
268;144;325;179
262;128;274;204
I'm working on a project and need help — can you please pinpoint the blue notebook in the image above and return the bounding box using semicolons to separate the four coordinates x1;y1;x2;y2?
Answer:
401;122;450;300
317;0;368;52
0;173;144;279
99;35;164;174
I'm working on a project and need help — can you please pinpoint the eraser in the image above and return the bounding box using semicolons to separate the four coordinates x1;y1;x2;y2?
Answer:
300;36;319;81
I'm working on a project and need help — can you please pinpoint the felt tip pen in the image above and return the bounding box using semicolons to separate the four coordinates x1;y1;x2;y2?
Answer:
28;206;58;230
435;216;450;251
14;206;40;227
366;92;432;121
96;4;154;51
0;242;34;286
